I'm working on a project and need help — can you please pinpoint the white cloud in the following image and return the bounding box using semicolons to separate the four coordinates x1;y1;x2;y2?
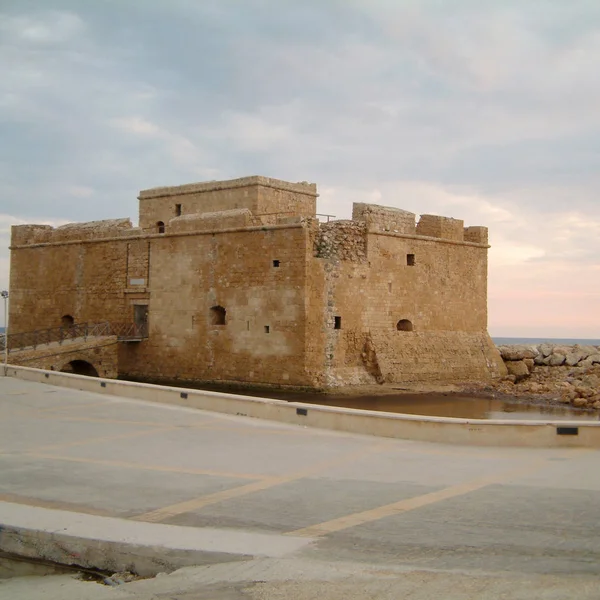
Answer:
0;10;85;44
1;0;599;336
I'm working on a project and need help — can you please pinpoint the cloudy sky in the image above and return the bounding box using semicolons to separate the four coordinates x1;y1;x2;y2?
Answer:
1;0;599;337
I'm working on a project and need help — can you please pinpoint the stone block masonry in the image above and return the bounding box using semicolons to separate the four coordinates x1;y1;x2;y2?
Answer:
8;175;504;390
6;337;119;378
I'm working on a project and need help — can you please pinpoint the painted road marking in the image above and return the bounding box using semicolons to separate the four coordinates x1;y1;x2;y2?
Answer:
286;451;590;538
133;441;393;523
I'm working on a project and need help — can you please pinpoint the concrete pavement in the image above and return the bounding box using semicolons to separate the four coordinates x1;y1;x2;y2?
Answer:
1;376;600;598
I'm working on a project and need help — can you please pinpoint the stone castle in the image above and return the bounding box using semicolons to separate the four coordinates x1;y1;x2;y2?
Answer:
8;175;506;388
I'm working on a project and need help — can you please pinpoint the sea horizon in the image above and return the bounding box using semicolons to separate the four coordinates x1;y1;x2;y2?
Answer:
493;336;600;346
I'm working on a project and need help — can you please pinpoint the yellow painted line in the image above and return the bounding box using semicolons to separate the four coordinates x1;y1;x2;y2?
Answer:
133;441;393;523
29;453;269;481
30;426;180;452
286;452;586;538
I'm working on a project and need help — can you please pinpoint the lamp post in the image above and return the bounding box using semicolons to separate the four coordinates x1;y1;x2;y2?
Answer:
1;290;8;368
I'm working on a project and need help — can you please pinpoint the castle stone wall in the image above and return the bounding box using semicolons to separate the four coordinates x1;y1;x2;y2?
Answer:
138;176;317;233
9;175;501;390
7;337;118;378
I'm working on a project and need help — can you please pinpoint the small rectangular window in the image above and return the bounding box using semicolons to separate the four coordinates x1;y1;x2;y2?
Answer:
264;325;270;333
407;253;415;266
334;316;342;330
272;260;280;267
175;203;182;216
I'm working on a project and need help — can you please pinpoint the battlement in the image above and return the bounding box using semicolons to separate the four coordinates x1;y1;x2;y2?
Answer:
416;214;465;242
352;203;416;234
352;203;487;244
11;219;136;246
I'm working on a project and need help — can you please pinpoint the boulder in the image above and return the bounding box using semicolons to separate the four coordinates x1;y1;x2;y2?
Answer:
539;343;554;358
587;354;600;365
565;351;587;367
579;359;594;369
578;345;599;357
549;353;566;367
499;344;538;361
581;374;600;389
552;346;571;356
523;358;535;372
572;397;588;408
534;354;546;366
505;360;530;382
560;390;578;403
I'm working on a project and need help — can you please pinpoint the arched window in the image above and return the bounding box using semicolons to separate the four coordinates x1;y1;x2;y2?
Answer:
210;305;226;325
157;221;165;234
396;319;413;332
61;314;74;327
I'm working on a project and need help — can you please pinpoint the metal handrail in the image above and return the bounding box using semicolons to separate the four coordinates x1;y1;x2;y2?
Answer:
1;321;148;353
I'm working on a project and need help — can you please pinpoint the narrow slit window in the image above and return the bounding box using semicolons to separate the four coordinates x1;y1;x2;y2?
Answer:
175;203;182;216
334;316;342;330
264;325;270;334
157;221;165;234
407;253;415;266
272;260;280;267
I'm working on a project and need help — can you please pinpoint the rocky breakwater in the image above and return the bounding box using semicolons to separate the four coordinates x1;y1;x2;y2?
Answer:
494;344;600;409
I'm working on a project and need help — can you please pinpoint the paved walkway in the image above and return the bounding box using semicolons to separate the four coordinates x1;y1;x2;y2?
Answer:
1;376;600;598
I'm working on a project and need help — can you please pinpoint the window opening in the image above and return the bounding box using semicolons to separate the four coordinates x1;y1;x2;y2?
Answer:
61;315;74;327
397;319;414;332
272;260;280;267
264;325;270;334
334;316;342;330
407;254;415;266
157;221;165;234
175;204;182;216
210;306;226;325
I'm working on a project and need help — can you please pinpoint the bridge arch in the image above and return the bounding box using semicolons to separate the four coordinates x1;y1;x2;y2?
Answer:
60;359;99;377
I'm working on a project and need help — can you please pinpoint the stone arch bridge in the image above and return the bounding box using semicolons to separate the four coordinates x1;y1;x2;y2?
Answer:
1;322;146;378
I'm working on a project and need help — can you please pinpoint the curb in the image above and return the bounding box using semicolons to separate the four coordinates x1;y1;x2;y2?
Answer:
0;502;313;577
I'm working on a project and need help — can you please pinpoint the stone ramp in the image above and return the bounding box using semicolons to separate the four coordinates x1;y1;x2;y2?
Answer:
369;330;507;383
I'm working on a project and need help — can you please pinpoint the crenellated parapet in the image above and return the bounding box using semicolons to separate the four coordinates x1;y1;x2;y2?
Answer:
416;214;465;242
463;226;489;245
352;203;416;234
351;203;487;244
11;219;136;246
